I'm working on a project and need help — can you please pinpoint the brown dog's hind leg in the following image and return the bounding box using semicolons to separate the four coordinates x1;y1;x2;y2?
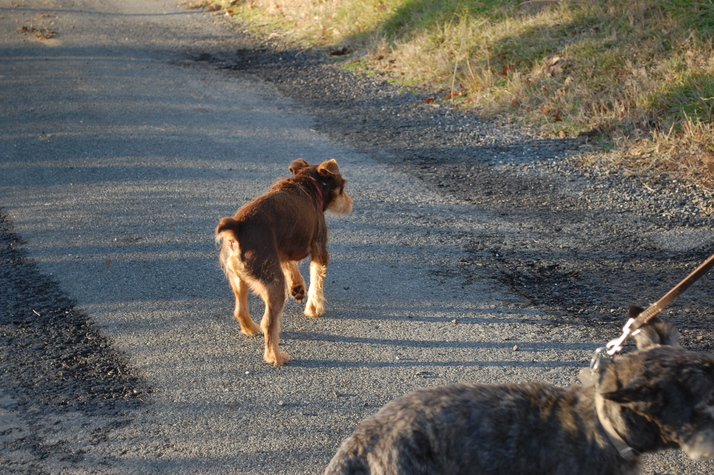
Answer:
230;275;260;336
259;280;291;366
305;258;327;317
282;261;306;302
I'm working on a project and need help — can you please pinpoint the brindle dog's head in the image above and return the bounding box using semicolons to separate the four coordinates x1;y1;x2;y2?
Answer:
597;315;714;460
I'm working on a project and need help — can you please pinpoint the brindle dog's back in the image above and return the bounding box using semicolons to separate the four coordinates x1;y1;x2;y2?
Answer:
326;382;631;475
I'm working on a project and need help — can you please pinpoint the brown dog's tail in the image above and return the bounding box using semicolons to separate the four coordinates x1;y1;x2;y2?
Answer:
215;217;240;245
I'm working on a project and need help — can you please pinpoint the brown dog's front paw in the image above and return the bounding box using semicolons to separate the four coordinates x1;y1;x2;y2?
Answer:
304;300;324;317
236;316;261;336
291;284;306;302
240;325;261;336
265;349;292;366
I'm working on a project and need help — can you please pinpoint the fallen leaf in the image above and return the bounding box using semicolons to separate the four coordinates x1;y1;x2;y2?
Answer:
500;64;515;75
445;90;465;99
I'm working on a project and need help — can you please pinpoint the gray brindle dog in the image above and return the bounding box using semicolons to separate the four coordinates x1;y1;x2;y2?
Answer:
325;318;714;475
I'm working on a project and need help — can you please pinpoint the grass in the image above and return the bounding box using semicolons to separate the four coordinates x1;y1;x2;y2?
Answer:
187;0;714;191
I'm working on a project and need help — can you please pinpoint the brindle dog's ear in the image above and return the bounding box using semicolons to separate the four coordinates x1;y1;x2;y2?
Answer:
628;306;681;350
317;159;340;177
289;158;310;175
628;306;644;319
601;376;654;405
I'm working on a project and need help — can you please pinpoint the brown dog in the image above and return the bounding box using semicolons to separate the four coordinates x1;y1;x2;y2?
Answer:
216;159;353;366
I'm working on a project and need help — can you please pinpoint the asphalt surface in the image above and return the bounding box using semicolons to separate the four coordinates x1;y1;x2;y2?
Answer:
1;1;713;474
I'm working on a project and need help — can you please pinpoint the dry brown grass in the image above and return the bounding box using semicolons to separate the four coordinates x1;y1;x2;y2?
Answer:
192;0;714;191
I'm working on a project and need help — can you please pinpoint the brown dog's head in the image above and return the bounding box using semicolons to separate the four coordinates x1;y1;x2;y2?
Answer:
289;158;353;215
597;317;714;460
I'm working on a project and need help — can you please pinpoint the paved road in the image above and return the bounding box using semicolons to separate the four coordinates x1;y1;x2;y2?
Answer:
1;0;713;473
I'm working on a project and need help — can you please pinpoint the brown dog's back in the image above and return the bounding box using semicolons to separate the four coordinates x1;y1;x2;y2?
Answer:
217;183;325;268
215;159;352;365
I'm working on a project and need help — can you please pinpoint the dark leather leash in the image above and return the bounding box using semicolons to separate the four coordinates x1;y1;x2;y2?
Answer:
605;251;714;355
630;251;714;330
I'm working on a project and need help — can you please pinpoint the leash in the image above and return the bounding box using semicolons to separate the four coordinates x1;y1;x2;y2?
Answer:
582;251;714;461
582;251;714;380
605;251;714;355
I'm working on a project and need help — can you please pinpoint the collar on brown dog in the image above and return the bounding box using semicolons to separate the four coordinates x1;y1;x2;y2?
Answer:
309;178;326;211
595;394;639;462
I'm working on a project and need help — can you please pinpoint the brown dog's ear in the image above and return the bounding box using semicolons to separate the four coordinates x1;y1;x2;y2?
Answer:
289;158;310;175
317;159;341;177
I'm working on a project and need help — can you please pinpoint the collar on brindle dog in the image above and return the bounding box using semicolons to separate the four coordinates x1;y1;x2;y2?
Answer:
595;393;639;462
580;356;639;462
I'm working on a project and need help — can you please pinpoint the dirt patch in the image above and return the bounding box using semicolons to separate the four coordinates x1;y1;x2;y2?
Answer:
16;25;57;40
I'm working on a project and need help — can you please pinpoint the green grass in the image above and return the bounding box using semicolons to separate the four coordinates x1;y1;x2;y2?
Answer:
189;0;714;190
659;0;714;34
